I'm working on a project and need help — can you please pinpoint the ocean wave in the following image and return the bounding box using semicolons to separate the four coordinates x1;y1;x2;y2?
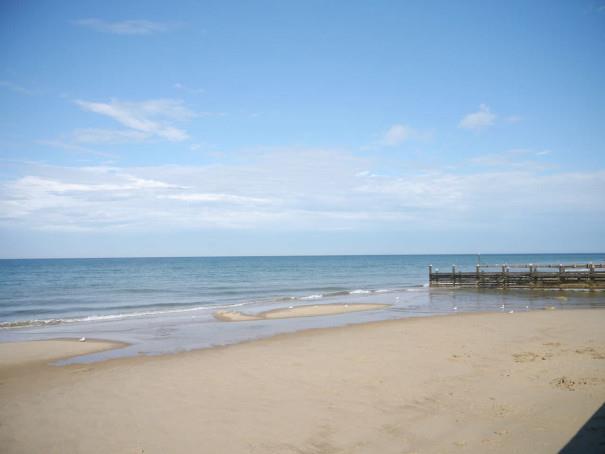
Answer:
292;287;409;301
322;290;350;297
274;296;298;302
300;294;323;300
0;302;248;329
292;287;414;301
0;285;428;329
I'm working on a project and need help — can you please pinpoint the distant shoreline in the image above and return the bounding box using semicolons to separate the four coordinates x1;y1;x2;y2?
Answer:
2;251;605;260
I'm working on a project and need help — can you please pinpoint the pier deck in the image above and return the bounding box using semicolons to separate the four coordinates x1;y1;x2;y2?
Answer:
429;263;605;289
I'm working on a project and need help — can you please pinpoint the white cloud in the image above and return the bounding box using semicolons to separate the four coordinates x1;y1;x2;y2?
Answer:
459;104;496;131
161;193;272;204
0;149;603;233
74;19;172;35
72;128;149;144
382;124;413;146
11;175;181;193
75;99;194;142
470;149;553;168
379;124;430;147
173;82;205;95
38;139;116;158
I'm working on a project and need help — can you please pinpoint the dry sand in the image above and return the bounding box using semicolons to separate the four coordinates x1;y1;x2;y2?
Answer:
214;302;390;321
1;310;605;453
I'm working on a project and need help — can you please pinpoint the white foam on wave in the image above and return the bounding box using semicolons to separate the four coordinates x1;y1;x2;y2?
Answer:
0;301;249;329
300;294;323;300
350;289;371;294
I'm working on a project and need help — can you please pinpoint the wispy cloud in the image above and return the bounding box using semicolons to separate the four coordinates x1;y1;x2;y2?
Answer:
0;80;35;95
160;193;273;204
71;128;149;144
38;139;116;158
372;123;431;148
74;19;173;35
12;175;180;193
173;82;205;95
1;149;603;233
470;148;553;169
382;124;415;146
75;98;194;142
459;104;496;131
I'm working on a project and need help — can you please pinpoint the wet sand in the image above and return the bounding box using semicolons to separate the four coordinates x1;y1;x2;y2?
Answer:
1;310;605;453
0;338;125;370
214;302;390;321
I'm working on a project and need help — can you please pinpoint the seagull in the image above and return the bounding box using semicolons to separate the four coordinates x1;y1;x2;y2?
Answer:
288;306;294;309
79;337;86;342
508;310;514;314
453;306;458;311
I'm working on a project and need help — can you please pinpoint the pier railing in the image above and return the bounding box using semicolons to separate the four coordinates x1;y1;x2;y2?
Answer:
429;263;605;289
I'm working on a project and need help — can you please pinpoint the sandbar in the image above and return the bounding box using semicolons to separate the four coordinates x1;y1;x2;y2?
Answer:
214;302;390;321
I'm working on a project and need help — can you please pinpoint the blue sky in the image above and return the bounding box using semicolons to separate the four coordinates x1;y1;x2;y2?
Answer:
1;0;604;258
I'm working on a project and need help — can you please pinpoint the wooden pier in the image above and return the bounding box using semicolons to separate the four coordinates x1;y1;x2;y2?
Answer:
429;263;605;289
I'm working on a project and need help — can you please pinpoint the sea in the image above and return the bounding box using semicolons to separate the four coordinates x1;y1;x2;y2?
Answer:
1;253;604;363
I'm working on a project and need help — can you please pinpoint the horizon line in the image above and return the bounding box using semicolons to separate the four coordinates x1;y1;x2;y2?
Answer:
1;252;604;261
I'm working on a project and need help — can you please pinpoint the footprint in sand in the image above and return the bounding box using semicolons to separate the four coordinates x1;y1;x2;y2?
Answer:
550;376;605;391
512;352;550;362
492;403;513;417
575;346;605;359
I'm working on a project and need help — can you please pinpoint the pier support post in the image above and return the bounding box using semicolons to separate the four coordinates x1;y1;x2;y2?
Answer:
476;264;480;287
452;265;456;285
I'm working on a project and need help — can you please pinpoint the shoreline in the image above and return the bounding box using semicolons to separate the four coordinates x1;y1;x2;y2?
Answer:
1;309;605;453
0;307;603;365
0;310;491;364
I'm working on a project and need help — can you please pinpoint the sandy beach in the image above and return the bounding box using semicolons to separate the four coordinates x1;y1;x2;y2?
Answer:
1;309;605;453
